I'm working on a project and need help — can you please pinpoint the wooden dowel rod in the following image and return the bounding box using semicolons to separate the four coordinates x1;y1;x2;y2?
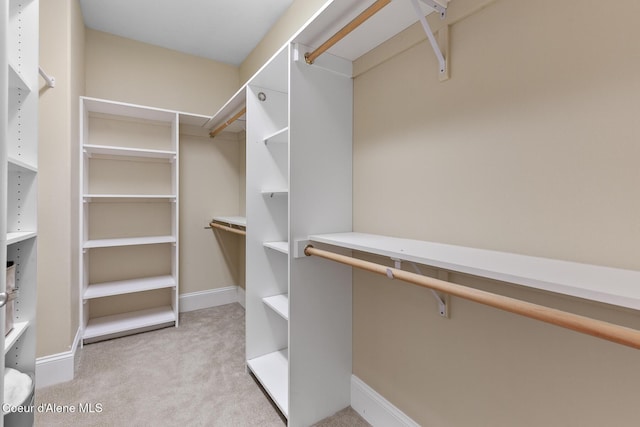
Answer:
209;107;246;138
304;245;640;350
304;0;392;65
209;222;246;236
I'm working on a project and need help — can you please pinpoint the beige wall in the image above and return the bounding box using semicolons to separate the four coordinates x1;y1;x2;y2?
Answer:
352;0;640;425
85;30;238;116
239;0;328;84
37;0;85;357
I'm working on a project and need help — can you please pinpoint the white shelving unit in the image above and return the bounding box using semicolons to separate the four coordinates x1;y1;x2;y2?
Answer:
2;0;39;425
79;97;206;344
205;1;447;425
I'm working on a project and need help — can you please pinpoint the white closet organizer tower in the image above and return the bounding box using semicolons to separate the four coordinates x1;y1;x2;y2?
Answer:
244;44;353;426
2;0;38;425
207;1;447;425
79;97;208;343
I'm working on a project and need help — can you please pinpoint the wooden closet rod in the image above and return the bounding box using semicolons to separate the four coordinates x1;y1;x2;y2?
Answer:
209;107;246;138
304;245;640;350
304;0;391;65
209;221;246;236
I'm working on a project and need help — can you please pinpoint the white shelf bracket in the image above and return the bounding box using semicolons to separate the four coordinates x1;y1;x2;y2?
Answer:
411;0;448;77
392;259;449;317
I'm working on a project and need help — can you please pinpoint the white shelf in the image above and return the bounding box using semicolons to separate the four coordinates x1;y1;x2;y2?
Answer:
263;294;289;320
82;97;178;122
309;232;640;311
261;189;289;198
7;231;37;245
211;216;247;228
8;157;37;173
83;194;176;202
83;306;176;340
8;63;31;92
264;127;289;144
84;235;175;249
84;275;176;299
4;322;29;354
247;349;289;417
83;144;176;159
264;241;289;254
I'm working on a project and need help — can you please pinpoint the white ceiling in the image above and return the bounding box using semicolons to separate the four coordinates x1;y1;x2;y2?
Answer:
79;0;294;66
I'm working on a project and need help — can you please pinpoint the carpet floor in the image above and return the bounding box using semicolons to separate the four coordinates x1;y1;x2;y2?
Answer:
35;303;370;427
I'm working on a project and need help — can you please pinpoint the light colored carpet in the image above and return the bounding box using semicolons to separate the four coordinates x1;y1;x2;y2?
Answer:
35;303;370;427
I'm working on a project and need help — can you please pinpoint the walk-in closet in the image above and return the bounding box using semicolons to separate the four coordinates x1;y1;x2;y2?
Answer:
2;0;639;426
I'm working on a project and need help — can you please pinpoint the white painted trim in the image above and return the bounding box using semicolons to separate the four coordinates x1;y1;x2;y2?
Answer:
179;286;239;312
237;286;246;309
35;327;81;389
351;375;420;427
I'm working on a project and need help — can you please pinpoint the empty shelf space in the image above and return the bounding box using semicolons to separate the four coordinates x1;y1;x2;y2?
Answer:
83;306;176;340
308;232;640;311
211;216;247;228
84;275;176;299
261;189;288;198
8;157;37;173
83;144;176;159
247;349;289;417
83;235;175;249
7;231;37;245
264;241;289;254
264;127;289;144
4;322;29;354
263;294;289;320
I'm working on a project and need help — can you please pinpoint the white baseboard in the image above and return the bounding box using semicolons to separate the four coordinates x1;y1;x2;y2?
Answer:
35;327;81;389
179;286;240;312
351;375;420;427
237;286;246;308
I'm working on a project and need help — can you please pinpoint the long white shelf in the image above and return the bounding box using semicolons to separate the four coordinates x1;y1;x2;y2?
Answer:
84;275;176;299
247;349;289;417
7;231;37;245
4;322;29;354
84;235;175;249
264;127;289;144
263;294;289;320
83;144;176;159
308;232;640;311
211;216;247;228
83;194;176;202
83;306;176;340
264;241;289;254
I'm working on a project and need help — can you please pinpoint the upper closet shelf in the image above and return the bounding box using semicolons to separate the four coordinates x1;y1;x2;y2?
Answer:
307;232;640;311
83;144;176;159
83;97;177;122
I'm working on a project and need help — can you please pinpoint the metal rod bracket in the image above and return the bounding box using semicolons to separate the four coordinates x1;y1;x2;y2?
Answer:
394;258;449;318
411;0;448;76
